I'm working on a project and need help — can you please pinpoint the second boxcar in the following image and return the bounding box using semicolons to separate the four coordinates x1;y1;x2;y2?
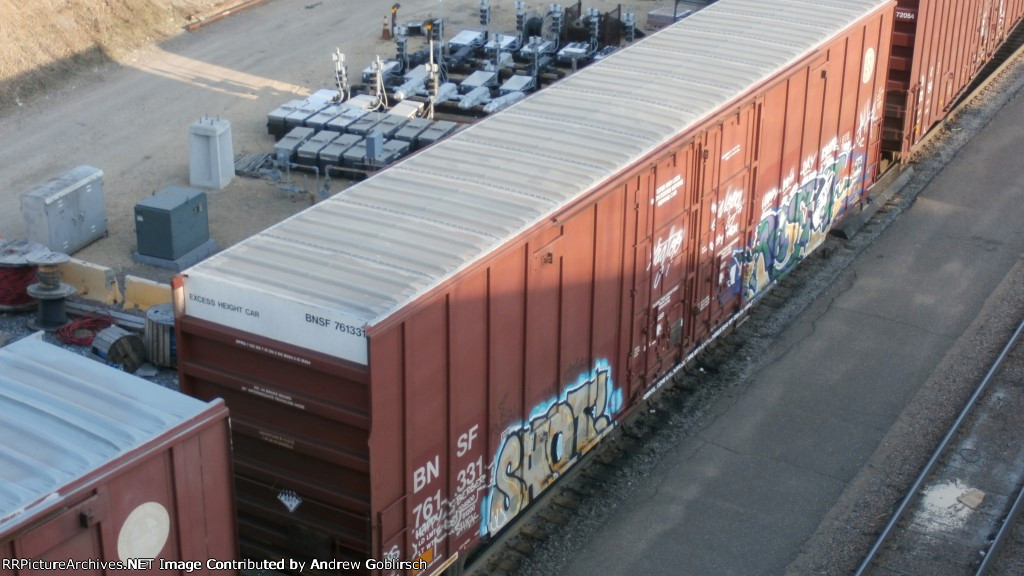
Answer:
0;334;237;576
883;0;1024;160
175;0;895;574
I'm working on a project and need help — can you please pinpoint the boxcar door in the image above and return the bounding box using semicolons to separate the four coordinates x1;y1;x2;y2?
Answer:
691;125;721;345
626;174;652;400
708;106;756;328
646;149;693;383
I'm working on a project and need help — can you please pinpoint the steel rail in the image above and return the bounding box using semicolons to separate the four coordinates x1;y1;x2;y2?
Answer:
976;465;1024;574
855;316;1024;575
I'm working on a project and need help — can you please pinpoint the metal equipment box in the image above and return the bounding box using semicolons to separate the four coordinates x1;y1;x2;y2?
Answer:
460;70;497;92
347;111;386;135
500;75;535;95
388;100;424;118
296;130;340;167
393;118;433;149
20;165;107;254
305;104;343;130
266;99;305;139
134;187;209;260
284;101;328;130
189;116;234;190
318;134;362;172
417;120;458;146
274;126;316;164
374;114;410;138
324;105;370;132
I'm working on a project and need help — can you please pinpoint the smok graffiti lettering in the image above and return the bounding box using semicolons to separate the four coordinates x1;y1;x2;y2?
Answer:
482;360;623;536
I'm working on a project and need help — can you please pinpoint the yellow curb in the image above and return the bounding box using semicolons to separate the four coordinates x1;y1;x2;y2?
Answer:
59;259;123;305
124;275;172;310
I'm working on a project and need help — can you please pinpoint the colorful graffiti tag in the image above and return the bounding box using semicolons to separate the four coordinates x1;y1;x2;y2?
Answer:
741;132;867;300
481;360;623;536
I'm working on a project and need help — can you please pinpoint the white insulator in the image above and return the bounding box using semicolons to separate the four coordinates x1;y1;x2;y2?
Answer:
458;86;490;110
483;91;525;113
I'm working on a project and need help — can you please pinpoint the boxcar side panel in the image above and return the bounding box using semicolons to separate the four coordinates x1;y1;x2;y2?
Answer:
444;270;490;559
403;299;450;565
176;315;372;565
366;6;897;574
370;194;640;575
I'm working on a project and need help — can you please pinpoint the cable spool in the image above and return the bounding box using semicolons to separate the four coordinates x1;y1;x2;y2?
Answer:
0;240;49;311
26;252;76;332
144;303;176;368
91;326;146;373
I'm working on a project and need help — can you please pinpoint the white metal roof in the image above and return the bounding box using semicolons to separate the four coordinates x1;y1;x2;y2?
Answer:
183;0;890;354
0;335;212;534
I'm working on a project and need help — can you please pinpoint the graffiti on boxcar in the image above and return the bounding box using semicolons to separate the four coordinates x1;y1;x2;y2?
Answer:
408;426;489;557
409;457;489;558
742;132;867;299
650;227;685;287
481;360;623;536
714;186;745;240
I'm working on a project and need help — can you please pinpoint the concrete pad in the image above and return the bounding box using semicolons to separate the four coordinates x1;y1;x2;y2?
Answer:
59;258;122;305
124;275;172;311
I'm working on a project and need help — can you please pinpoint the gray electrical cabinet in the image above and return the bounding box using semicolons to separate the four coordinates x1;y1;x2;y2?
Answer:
20;165;107;254
134;187;209;260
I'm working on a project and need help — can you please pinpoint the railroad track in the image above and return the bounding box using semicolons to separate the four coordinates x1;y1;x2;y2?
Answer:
855;317;1024;576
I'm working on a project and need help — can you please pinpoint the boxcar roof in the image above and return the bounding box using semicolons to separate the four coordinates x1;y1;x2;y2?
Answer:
0;335;211;534
184;0;890;327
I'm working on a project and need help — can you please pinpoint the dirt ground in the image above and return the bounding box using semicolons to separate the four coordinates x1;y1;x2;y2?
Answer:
0;0;222;109
0;0;691;285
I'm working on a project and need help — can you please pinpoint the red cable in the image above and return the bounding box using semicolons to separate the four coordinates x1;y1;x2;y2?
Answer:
0;266;37;306
56;313;116;346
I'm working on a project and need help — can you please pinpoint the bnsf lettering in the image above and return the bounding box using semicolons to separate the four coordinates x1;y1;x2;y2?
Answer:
413;456;440;493
457;424;480;457
305;313;330;327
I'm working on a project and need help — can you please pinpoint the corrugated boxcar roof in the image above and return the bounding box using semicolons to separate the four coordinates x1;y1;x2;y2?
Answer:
184;0;889;328
0;335;210;534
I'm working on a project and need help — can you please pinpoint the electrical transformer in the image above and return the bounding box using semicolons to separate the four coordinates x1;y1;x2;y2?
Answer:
134;187;210;261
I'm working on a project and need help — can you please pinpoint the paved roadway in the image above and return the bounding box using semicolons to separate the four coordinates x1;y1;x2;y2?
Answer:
548;59;1024;576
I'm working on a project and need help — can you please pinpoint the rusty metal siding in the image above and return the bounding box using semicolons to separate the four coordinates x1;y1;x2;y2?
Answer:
884;0;1024;159
0;335;235;575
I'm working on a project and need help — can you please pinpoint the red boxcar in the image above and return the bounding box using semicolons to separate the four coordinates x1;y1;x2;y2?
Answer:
883;0;1024;160
175;0;894;574
0;335;237;575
